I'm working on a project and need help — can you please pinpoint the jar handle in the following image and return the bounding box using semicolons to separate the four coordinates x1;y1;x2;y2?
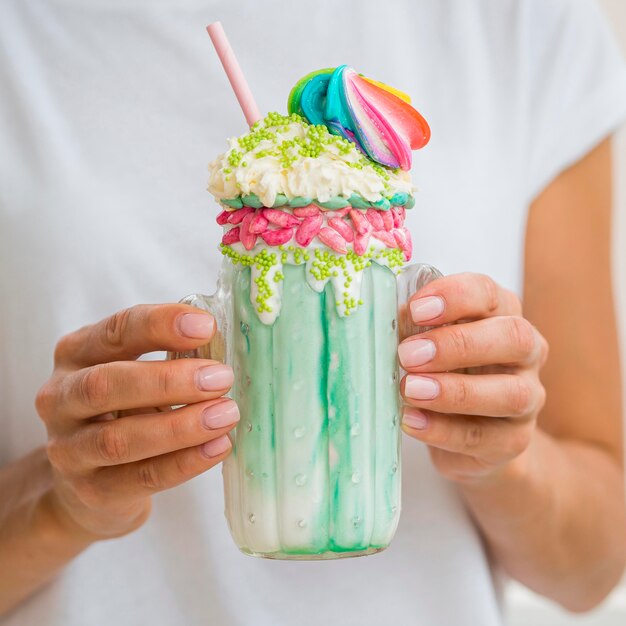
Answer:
397;263;443;343
167;292;228;363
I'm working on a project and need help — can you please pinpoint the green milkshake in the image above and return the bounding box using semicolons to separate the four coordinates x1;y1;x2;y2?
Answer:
220;260;401;558
204;64;431;559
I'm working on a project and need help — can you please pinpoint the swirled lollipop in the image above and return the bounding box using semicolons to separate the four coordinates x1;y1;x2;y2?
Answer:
288;65;430;170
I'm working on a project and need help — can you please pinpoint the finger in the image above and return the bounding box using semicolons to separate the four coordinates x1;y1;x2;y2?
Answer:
54;304;216;367
398;315;543;372
400;407;532;466
95;434;233;499
56;359;234;421
58;399;240;469
400;371;545;418
408;273;522;326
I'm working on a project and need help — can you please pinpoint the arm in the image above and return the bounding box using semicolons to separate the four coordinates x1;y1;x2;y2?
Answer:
399;137;626;611
463;135;626;610
462;137;626;610
0;449;94;614
0;305;237;616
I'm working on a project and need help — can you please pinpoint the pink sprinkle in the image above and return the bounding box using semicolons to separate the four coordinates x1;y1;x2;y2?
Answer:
328;217;355;242
393;228;412;260
381;211;394;231
227;207;254;225
293;205;321;218
295;214;323;247
261;227;294;246
249;209;269;234
391;207;403;229
222;227;241;245
349;209;372;235
240;212;257;250
216;210;230;225
402;227;413;260
365;209;384;231
324;207;350;219
318;227;348;254
372;230;397;248
353;231;370;256
263;208;300;228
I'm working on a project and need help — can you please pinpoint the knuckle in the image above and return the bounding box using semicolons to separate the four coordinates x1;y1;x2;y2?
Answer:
166;413;188;442
73;477;105;510
508;377;533;417
538;335;550;366
156;363;180;397
507;427;531;458
452;376;470;407
94;423;130;464
46;437;70;473
104;308;134;348
535;381;547;412
172;450;195;479
478;274;499;313
449;326;474;360
53;332;79;365
462;422;483;452
448;274;470;301
507;291;523;315
77;365;111;412
137;460;164;492
507;316;535;359
35;382;58;422
144;307;168;345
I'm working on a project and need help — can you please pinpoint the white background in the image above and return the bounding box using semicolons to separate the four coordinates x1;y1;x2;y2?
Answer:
506;1;626;624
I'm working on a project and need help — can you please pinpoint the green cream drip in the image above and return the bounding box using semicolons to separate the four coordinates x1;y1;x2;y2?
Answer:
220;243;405;324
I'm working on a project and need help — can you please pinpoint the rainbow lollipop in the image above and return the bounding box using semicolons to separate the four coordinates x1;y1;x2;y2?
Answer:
288;65;430;170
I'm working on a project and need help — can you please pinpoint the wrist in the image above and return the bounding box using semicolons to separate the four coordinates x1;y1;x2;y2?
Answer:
457;431;556;531
35;485;101;554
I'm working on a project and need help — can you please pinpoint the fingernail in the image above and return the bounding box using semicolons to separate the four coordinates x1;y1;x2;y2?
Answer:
202;400;240;429
402;408;428;430
410;296;445;323
196;364;234;391
405;375;440;400
178;313;214;339
398;338;436;368
200;435;231;458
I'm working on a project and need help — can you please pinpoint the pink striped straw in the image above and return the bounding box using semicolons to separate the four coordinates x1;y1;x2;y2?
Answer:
206;22;261;128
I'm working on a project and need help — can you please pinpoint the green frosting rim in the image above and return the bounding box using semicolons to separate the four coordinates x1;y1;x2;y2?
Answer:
218;191;414;211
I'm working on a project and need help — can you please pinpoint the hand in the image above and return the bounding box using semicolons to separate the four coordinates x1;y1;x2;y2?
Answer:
35;304;238;540
398;273;548;484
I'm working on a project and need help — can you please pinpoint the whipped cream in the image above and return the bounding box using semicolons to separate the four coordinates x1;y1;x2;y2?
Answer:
208;113;415;207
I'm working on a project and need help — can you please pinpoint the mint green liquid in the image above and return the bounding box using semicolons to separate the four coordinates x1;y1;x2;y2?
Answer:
222;263;401;559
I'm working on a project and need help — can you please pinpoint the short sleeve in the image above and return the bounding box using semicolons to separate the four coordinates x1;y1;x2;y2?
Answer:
525;0;626;201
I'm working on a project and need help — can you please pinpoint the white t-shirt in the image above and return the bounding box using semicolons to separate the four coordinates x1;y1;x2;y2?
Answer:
1;1;625;625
